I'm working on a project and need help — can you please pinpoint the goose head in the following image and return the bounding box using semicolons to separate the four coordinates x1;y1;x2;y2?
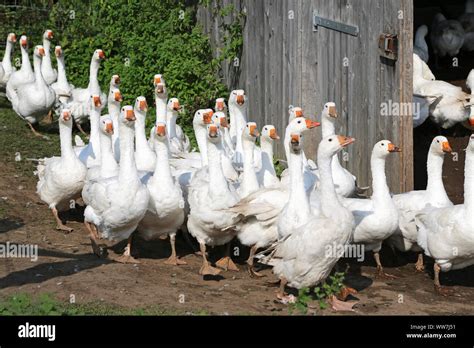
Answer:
93;49;106;61
43;29;54;41
34;45;45;58
7;33;16;43
121;105;136;126
322;102;338;120
134;96;148;114
153;74;165;87
215;98;227;112
207;124;221;143
318;135;355;159
372;140;402;159
90;94;103;111
111;74;121;88
416;25;428;38
167;98;181;112
100;116;114;135
155;83;167;98
59;108;72;125
212;111;228;128
430;136;452;155
242;122;259;143
288;106;304;123
108;88;122;106
261;125;279;141
154;122;167;140
229;89;246;107
20;35;28;49
288;116;320;134
193;109;213;128
54;46;63;58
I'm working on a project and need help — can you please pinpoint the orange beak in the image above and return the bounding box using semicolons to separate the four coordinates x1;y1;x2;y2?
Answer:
442;141;452;153
295;109;303;117
328;105;337;117
209;125;218;137
156;124;166;137
290;134;300;145
62;111;71;121
21;39;27;48
115;75;121;85
11;34;16;42
55;47;61;57
249;124;259;137
337;135;355;147
220;117;228;128
47;31;54;39
388;143;401;152
125;109;136;121
216;101;224;111
469;118;474;126
105;122;114;134
236;95;244;105
98;50;105;59
154;76;162;84
39;47;45;56
139;99;148;111
156;84;164;94
203;111;213;124
173;101;181;111
93;96;101;107
114;91;122;102
305;119;321;129
269;128;279;140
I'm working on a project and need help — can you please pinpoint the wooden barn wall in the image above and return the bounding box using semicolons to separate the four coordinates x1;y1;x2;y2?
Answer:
197;0;414;193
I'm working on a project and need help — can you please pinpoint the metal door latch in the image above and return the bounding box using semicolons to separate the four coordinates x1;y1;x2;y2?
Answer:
313;11;359;37
379;33;398;61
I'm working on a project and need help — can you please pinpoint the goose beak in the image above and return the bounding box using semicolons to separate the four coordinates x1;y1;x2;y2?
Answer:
156;84;164;94
125;109;136;121
305;119;321;129
295;109;303;117
216;101;225;111
220;117;228;128
249;124;259;137
93;96;101;107
442;141;452;153
39;47;45;56
98;50;105;59
55;47;61;57
154;76;162;84
156;124;166;137
173;101;181;111
236;95;245;105
105;122;114;134
203;111;213;124
337;135;355;147
62;111;71;121
209;125;218;138
47;31;54;39
114;91;122;102
469;118;474;126
11;34;16;43
21;39;27;48
139;99;148;111
328;105;337;118
388;143;401;152
114;75;121;85
269;128;280;140
290;134;300;146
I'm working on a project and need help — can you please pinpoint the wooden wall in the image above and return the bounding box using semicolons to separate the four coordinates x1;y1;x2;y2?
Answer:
198;0;414;193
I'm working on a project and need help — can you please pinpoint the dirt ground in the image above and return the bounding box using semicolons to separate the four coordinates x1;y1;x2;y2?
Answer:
1;155;474;315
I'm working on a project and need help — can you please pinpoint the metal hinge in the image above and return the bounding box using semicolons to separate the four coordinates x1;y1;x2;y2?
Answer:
313;11;359;37
379;33;398;61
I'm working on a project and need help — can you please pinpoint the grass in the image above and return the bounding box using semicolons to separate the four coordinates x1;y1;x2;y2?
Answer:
0;292;210;316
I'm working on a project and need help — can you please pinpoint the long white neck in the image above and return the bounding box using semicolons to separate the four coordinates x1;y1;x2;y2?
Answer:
241;138;259;197
167;109;178;138
109;102;121;154
89;108;101;161
99;132;118;178
87;58;100;92
33;55;45;88
155;95;167;124
56;55;68;85
118;121;139;184
20;46;32;74
134;109;149;151
318;151;343;219
2;41;13;70
426;152;449;199
415;30;428;52
260;138;276;177
59;122;75;162
151;139;174;188
194;125;208;166
464;147;474;214
207;140;230;198
322;115;335;138
42;38;53;71
287;148;311;218
370;155;391;203
230;104;247;152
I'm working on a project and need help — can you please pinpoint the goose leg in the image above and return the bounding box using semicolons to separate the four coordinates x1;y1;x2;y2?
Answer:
27;122;46;139
44;110;53;124
76;123;89;138
164;233;187;265
51;206;73;233
434;263;454;296
116;233;140;264
276;277;294;303
216;243;239;272
198;242;220;276
84;221;107;258
247;245;264;278
415;253;425;272
374;251;398;279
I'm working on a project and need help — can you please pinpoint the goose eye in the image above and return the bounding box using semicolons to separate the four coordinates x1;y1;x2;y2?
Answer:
328;138;333;142
297;120;301;124
436;140;440;143
381;143;384;146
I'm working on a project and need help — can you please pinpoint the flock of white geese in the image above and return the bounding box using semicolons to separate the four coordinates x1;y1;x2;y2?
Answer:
1;30;473;307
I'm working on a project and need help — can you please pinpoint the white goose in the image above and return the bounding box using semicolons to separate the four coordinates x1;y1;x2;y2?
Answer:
83;105;149;262
389;136;453;272
187;124;243;276
51;46;74;107
40;29;57;85
134;96;156;172
257;125;280;188
153;74;167;124
166;98;189;154
102;86;123;161
137;123;186;265
342;140;401;278
8;45;56;136
69;49;106;134
36;109;87;232
1;33;16;85
416;134;474;295
238;122;261;198
215;98;234;153
414;25;429;63
229;89;248;170
6;36;33;102
212;112;239;181
75;95;103;167
260;134;355;305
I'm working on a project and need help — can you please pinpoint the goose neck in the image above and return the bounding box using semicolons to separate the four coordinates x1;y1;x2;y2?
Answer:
288;149;311;215
261;139;276;175
33;55;45;86
426;152;447;197
3;41;13;66
21;46;32;74
194;125;208;166
370;155;391;202
59;122;75;161
155;96;167;124
207;141;230;196
318;151;343;218
87;59;100;90
134;110;149;150
465;148;474;213
99;133;117;178
89;109;101;159
118;122;138;183
322;116;336;138
152;139;174;187
167;110;178;138
241;138;259;196
56;55;68;85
